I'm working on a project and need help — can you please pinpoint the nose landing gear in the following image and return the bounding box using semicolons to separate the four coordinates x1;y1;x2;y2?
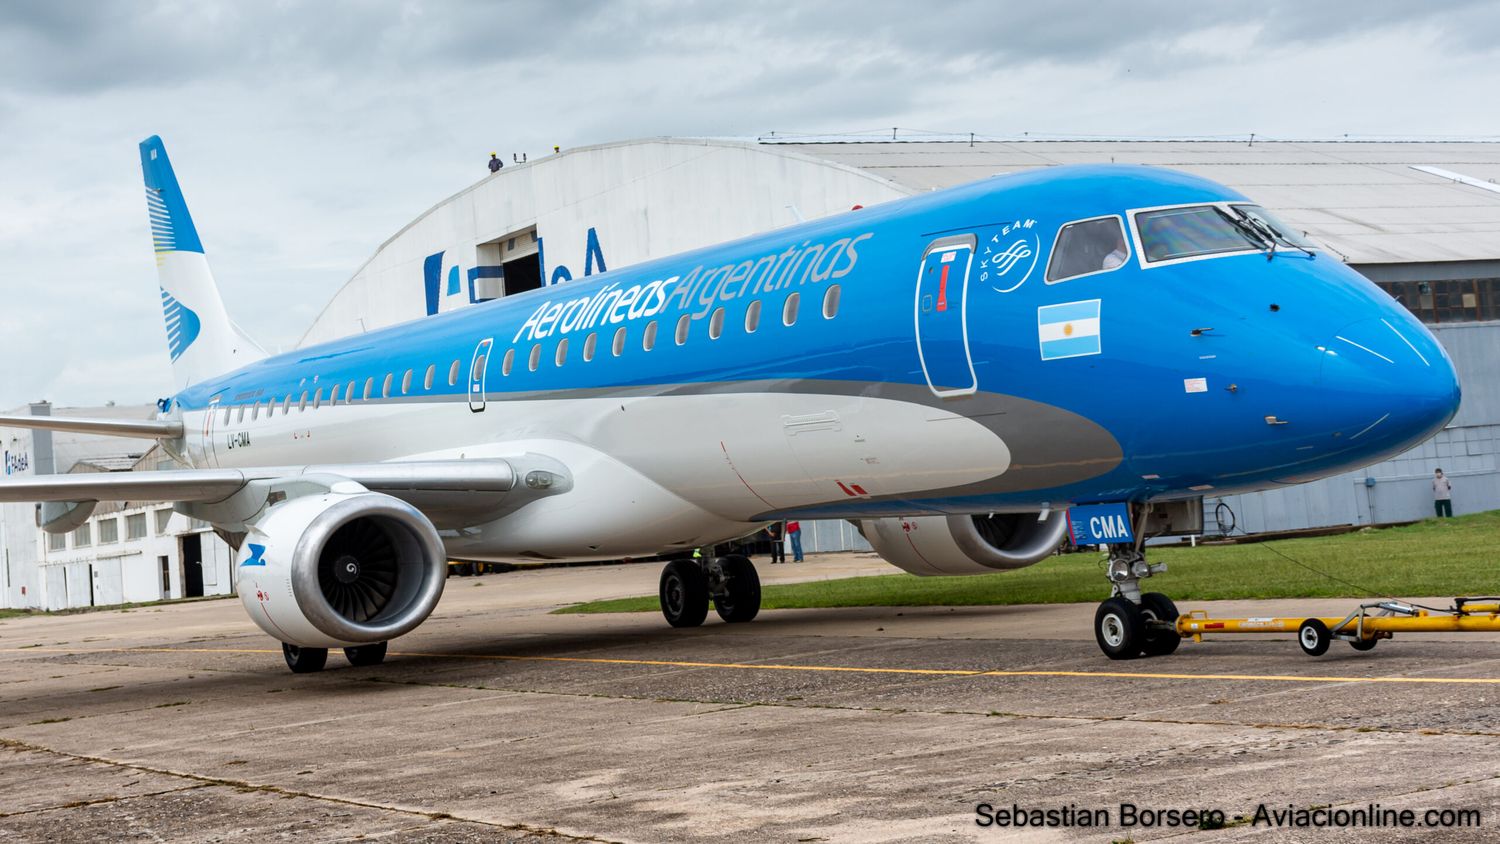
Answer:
1093;540;1184;660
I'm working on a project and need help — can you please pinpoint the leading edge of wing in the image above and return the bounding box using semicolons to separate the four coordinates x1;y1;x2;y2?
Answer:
0;413;185;440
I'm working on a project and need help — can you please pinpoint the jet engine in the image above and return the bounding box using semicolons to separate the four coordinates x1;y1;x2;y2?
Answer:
856;511;1070;576
235;490;447;648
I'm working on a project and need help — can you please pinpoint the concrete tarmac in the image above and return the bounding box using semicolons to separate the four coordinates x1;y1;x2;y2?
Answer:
2;553;1498;842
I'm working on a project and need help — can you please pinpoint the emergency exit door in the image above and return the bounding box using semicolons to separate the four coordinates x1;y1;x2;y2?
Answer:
914;234;978;397
469;337;493;412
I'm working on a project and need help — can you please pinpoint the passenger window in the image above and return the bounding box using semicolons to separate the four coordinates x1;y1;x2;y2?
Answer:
556;338;569;366
612;326;627;356
822;284;841;319
783;292;800;326
745;299;761;333
643;320;658;351
313;388;323;409
423;365;435;390
675;314;691;346
250;403;259;421
299;391;309;411
282;395;292;414
381;374;392;398
502;348;515;376
221;405;231;425
709;307;725;339
363;378;373;401
1047;217;1130;283
448;360;460;386
236;405;245;423
400;370;412;394
346;380;356;401
330;384;341;406
583;332;597;361
528;344;541;371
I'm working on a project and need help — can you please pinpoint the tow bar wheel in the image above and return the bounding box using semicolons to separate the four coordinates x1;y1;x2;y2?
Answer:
1298;618;1332;656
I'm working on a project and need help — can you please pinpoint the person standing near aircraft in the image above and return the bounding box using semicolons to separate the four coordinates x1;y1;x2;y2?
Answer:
1434;468;1454;518
487;153;502;173
766;522;785;564
787;521;803;562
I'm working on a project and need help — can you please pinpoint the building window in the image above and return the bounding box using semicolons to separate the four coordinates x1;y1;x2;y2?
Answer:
47;531;66;552
126;513;147;540
709;307;725;340
448;360;461;386
72;522;91;548
528;344;541;371
160;555;171;596
502;348;515;376
612;326;627;356
155;508;174;534
822;284;841;319
556;338;569;366
643;320;658;351
1378;278;1500;324
783;292;801;326
583;332;598;361
98;518;119;544
745;299;762;333
675;314;692;346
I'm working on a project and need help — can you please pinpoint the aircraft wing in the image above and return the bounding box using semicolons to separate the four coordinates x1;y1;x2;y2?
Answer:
0;459;566;531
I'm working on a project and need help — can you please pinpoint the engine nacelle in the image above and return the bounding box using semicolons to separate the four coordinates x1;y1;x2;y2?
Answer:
857;511;1070;576
235;491;447;648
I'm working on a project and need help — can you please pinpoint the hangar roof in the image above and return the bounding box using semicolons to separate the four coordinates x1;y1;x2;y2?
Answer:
771;140;1500;265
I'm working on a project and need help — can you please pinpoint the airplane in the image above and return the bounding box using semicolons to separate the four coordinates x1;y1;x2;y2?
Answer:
0;136;1460;672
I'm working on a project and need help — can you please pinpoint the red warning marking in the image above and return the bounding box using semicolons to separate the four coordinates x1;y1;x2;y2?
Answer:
836;481;856;496
936;264;950;312
850;484;869;496
1205;622;1226;630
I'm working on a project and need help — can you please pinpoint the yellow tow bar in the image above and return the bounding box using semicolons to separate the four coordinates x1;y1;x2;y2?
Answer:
1175;599;1500;656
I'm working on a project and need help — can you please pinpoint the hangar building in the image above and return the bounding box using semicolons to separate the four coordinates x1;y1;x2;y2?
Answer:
4;137;1498;604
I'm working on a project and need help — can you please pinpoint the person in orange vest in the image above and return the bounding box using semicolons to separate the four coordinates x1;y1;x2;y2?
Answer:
786;520;803;562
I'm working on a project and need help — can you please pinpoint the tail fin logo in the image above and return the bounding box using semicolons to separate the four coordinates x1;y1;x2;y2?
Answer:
160;287;202;361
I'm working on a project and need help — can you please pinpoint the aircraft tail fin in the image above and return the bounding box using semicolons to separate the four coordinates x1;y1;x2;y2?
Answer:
140;136;263;389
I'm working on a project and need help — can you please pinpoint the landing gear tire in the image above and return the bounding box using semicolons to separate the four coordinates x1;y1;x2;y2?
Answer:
1298;618;1332;656
283;643;329;673
1349;635;1379;652
712;555;761;623
660;559;710;628
1095;597;1146;660
344;641;388;667
1138;592;1182;657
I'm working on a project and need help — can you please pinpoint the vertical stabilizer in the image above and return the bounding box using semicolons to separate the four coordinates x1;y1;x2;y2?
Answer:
140;136;263;389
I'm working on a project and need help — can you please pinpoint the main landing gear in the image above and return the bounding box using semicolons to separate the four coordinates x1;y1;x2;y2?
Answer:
659;555;762;628
281;640;389;673
1093;544;1183;660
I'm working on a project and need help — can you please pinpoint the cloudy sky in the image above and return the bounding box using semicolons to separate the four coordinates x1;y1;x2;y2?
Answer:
2;0;1497;410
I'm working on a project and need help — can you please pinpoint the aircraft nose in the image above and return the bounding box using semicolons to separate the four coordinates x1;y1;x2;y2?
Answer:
1318;317;1460;448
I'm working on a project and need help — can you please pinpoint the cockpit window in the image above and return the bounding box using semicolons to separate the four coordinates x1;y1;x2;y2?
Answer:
1046;216;1130;283
1230;204;1313;249
1135;205;1263;262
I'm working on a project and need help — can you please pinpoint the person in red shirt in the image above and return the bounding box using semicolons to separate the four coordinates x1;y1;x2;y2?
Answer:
786;520;803;562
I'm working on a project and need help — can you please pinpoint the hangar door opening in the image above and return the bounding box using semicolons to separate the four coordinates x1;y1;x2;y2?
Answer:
475;226;542;301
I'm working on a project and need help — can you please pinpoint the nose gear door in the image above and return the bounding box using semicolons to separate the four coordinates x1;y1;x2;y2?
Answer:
914;234;978;397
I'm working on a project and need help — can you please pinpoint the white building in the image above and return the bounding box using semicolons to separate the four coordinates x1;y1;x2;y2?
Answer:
0;404;233;610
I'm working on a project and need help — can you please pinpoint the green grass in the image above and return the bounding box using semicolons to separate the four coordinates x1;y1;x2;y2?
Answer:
557;512;1500;614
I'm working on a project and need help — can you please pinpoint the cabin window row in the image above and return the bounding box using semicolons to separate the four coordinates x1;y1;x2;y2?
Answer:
217;286;840;422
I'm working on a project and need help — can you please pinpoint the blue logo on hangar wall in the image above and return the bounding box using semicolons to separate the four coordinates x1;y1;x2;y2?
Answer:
1067;503;1134;545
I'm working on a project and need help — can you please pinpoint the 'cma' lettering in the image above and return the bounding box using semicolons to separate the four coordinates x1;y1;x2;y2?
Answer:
1089;515;1130;540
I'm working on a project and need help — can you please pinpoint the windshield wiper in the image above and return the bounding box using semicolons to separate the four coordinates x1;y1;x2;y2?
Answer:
1214;207;1275;259
1231;207;1317;259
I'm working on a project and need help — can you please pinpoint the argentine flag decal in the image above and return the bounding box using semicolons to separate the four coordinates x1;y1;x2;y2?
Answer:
1038;299;1102;360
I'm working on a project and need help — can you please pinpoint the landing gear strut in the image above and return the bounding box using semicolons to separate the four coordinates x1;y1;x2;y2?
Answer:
658;555;762;627
1093;509;1183;660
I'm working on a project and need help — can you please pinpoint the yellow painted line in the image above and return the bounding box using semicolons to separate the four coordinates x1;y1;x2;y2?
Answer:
5;645;1500;685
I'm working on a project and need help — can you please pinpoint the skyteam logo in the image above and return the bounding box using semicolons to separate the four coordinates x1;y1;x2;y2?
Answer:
980;219;1040;293
160;287;202;361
